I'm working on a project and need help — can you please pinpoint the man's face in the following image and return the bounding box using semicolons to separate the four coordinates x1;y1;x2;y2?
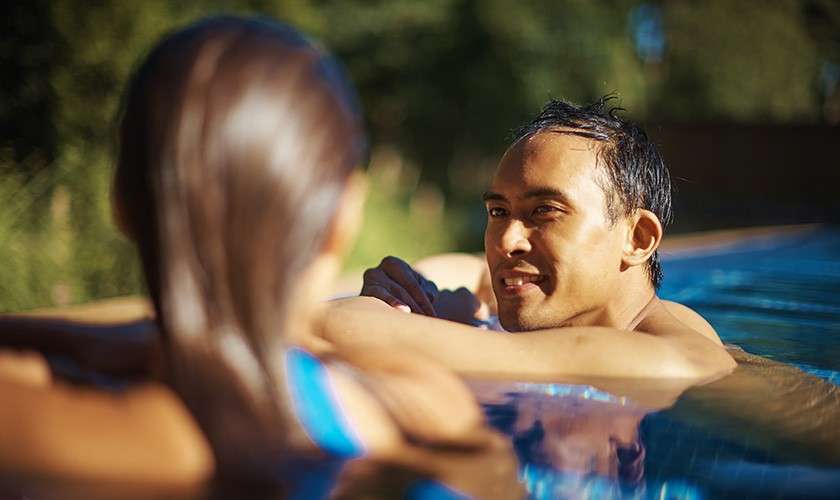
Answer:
484;131;628;331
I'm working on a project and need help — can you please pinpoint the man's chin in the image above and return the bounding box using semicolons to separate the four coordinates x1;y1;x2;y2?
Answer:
499;308;565;332
499;312;538;332
497;296;557;332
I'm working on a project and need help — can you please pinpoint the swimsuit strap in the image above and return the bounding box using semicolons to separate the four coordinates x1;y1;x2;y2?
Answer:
285;347;364;458
626;294;660;331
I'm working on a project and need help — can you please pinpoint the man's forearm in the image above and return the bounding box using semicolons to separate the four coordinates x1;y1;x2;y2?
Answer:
321;297;732;380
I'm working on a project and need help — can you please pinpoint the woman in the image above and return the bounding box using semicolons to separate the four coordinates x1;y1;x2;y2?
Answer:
0;15;491;490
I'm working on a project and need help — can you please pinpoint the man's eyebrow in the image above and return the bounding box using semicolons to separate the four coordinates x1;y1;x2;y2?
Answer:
484;187;573;204
482;191;507;202
522;187;571;203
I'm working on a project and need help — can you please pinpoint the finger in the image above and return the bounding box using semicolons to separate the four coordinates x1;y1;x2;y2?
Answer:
363;280;425;314
414;270;439;301
381;257;436;316
359;282;402;306
454;287;480;307
359;277;396;302
366;258;434;315
361;268;410;306
385;283;428;314
361;267;391;294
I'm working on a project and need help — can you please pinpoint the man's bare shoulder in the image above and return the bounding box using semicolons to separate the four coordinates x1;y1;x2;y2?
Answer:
648;300;723;346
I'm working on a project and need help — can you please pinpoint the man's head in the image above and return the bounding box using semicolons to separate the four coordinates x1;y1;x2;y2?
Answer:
483;97;672;331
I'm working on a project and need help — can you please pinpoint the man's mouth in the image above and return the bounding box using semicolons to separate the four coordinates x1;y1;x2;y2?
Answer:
502;276;542;286
498;272;546;296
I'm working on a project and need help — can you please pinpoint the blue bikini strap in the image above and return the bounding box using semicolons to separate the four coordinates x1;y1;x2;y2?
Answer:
285;347;365;458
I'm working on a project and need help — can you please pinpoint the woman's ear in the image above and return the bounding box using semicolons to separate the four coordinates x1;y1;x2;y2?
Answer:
621;209;662;269
321;170;368;259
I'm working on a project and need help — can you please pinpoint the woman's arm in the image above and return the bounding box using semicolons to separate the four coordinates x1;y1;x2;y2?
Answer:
326;346;496;451
0;344;489;489
0;315;161;380
0;376;213;485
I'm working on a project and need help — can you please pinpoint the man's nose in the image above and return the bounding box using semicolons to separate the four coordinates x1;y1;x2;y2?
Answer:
497;220;532;258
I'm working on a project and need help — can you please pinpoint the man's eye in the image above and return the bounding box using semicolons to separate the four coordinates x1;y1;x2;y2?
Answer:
533;205;560;216
487;207;508;217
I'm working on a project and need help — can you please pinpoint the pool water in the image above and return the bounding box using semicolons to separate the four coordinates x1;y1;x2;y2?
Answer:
661;227;840;383
4;228;838;499
476;227;840;499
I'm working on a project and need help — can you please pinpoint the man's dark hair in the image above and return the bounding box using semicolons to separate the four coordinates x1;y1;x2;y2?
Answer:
513;96;672;289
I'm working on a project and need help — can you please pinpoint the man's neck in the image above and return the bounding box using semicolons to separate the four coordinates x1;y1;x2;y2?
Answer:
614;275;657;330
580;276;656;330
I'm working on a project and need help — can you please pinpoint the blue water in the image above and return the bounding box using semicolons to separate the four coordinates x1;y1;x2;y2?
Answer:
660;228;840;383
478;228;840;499
10;228;836;499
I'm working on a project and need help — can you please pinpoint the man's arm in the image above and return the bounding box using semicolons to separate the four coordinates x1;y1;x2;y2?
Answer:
671;347;840;464
320;297;735;380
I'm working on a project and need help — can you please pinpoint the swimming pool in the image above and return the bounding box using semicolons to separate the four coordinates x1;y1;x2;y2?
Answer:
4;228;838;499
476;226;840;499
661;226;840;383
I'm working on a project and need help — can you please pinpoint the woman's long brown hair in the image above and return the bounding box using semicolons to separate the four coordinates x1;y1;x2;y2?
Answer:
114;16;366;480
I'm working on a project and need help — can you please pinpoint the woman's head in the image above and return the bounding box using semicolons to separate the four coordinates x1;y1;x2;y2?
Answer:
116;15;365;320
114;16;366;477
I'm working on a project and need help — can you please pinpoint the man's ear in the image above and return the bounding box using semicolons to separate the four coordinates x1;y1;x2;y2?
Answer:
321;170;368;258
622;209;662;268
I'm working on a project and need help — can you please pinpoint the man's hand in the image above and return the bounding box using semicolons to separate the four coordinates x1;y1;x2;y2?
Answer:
434;288;492;327
360;256;439;316
360;256;499;328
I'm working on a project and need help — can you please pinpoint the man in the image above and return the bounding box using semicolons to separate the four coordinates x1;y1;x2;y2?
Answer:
322;98;735;380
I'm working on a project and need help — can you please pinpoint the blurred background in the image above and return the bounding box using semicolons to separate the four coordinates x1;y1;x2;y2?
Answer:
1;0;838;312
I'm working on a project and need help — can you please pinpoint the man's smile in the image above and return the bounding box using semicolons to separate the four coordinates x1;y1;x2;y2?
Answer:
497;269;548;296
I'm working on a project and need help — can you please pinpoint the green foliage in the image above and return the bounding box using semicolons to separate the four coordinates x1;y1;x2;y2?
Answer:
345;148;462;271
1;0;838;311
660;0;822;121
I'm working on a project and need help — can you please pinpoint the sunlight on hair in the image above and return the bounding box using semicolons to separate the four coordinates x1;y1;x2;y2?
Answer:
218;330;265;391
166;264;207;337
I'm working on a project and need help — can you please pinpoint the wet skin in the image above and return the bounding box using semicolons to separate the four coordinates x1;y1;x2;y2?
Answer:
346;128;734;379
484;131;637;332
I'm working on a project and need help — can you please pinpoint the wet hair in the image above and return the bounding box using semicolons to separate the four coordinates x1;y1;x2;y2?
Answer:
513;96;672;289
114;16;366;479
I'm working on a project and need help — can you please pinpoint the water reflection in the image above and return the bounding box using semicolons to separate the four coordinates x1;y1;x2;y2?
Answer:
1;433;525;500
6;349;840;499
472;381;700;499
464;346;840;500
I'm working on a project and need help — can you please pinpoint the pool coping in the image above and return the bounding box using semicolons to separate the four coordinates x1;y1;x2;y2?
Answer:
11;223;826;319
658;223;823;260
